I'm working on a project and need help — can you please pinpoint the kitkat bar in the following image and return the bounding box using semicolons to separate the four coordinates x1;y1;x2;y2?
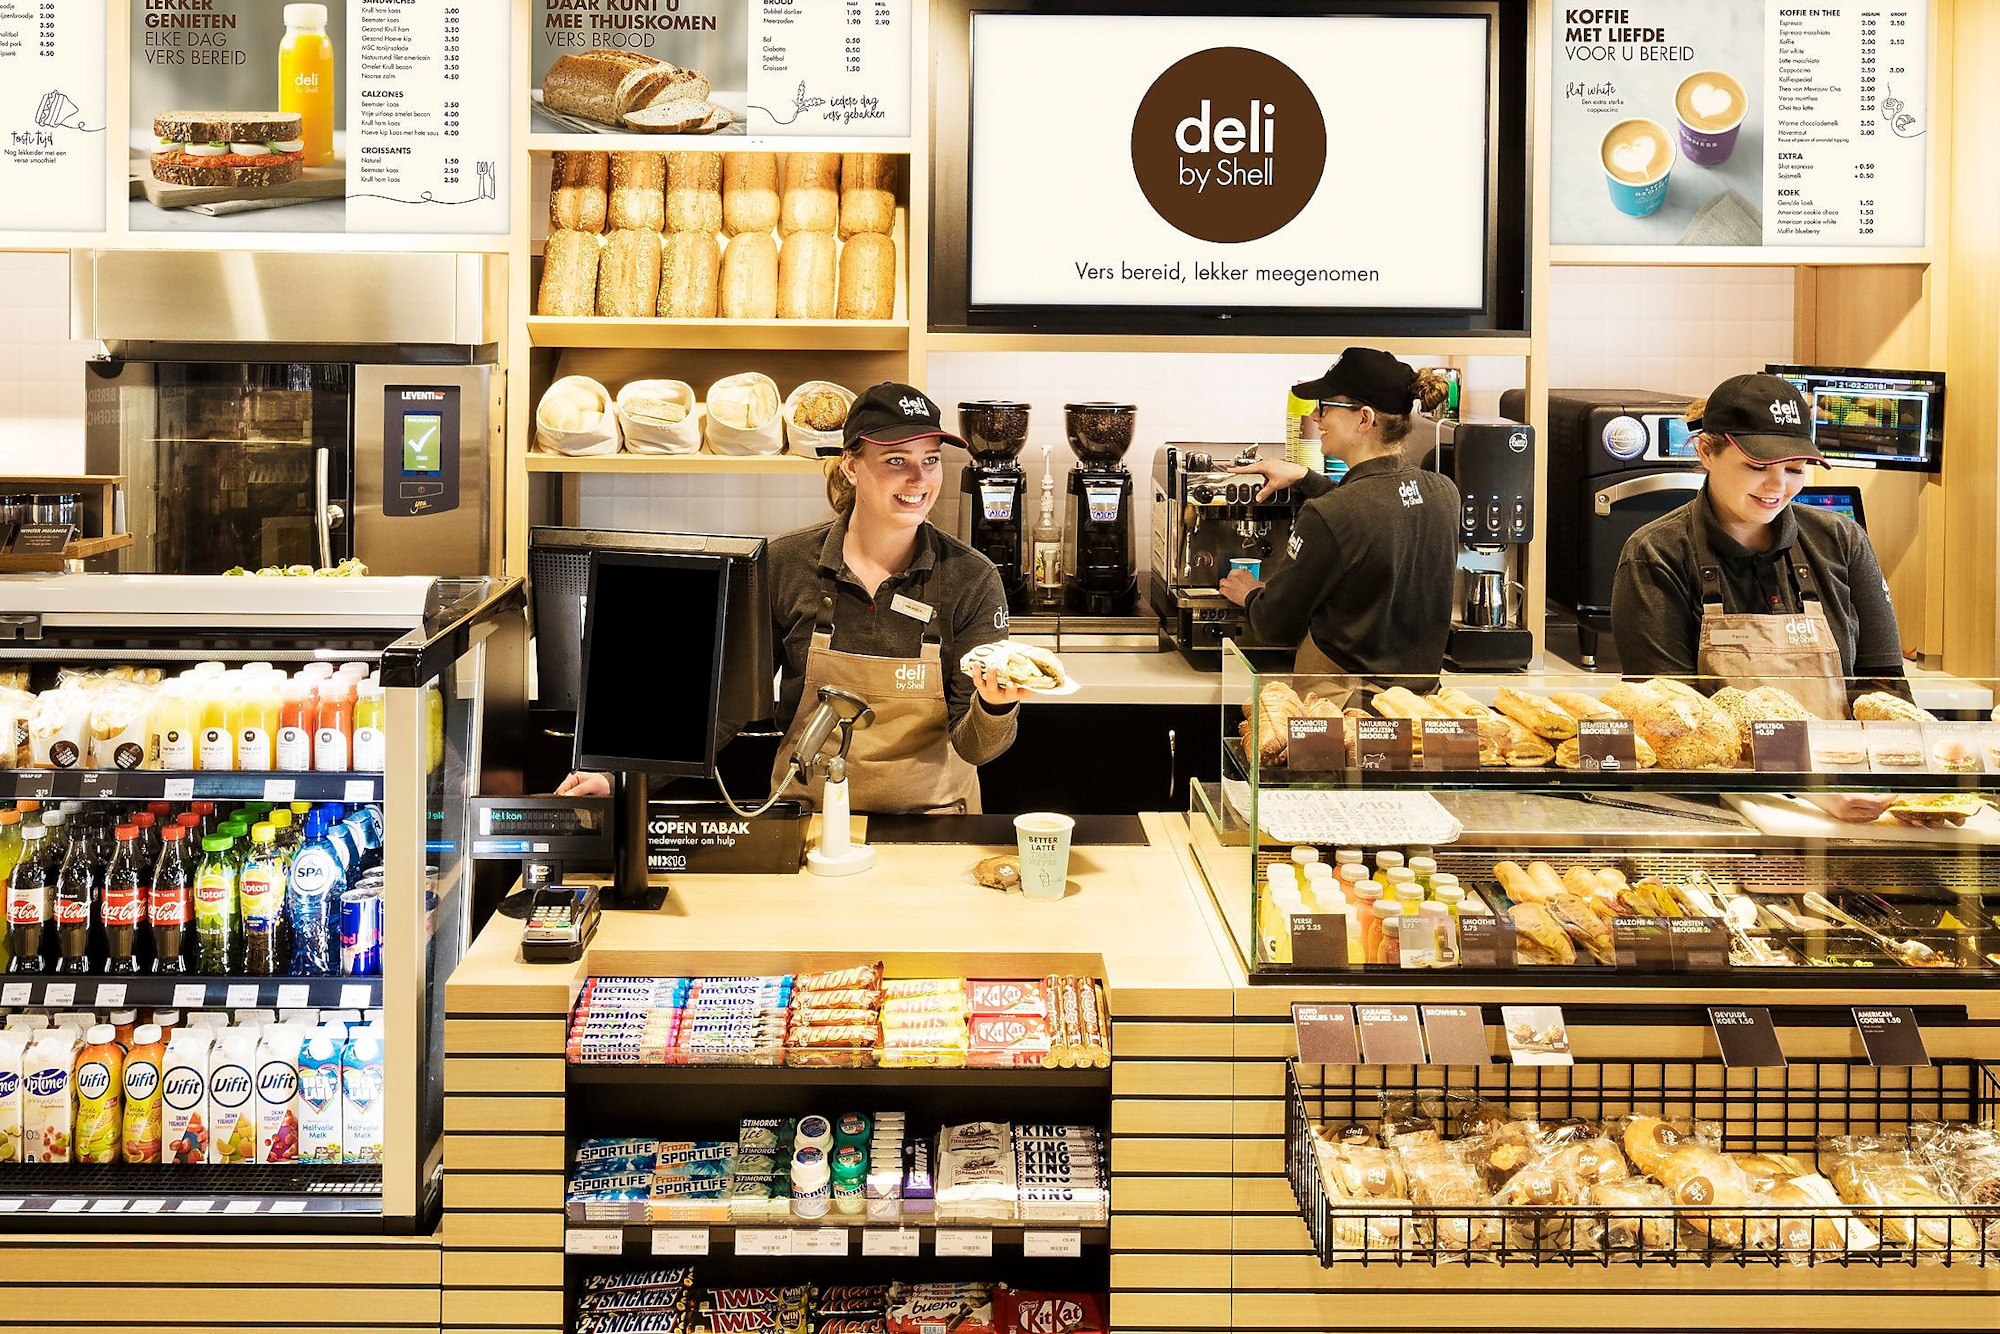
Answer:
969;979;1049;1016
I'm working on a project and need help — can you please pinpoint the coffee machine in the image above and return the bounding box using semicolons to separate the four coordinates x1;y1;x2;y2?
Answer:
1062;403;1138;616
1430;415;1536;670
958;401;1031;612
1149;444;1303;657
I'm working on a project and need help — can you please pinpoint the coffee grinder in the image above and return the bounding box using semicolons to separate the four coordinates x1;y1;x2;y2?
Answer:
1431;415;1536;670
1062;402;1138;615
957;401;1031;612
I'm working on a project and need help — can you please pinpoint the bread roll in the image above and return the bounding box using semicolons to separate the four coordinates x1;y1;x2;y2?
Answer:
608;152;666;232
657;231;720;319
1494;686;1579;740
836;233;897;320
777;231;837;319
780;152;840;234
666;151;722;233
1621;1116;1696;1178
718;231;778;319
596;229;662;318
1549;691;1619;722
838;152;898;237
537;229;601;317
549;151;608;233
722;152;780;235
1656;1146;1753;1248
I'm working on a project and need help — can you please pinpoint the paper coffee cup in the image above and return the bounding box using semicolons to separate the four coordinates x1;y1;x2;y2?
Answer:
1600;118;1674;217
1675;70;1747;166
1014;813;1076;901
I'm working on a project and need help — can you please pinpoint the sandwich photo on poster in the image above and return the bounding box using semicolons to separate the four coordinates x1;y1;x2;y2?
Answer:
131;0;347;231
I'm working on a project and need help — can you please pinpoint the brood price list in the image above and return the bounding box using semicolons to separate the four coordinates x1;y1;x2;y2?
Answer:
349;0;506;233
752;0;909;136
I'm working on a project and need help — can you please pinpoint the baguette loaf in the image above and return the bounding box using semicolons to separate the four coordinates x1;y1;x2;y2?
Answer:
549;151;608;233
596;229;663;318
607;152;666;232
780;153;841;234
777;231;838;319
722;152;780;235
536;229;601;317
718;231;778;319
838;152;898;237
835;233;897;320
657;231;720;318
665;152;722;233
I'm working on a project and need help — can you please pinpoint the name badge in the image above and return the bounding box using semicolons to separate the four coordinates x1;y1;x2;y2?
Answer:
890;593;935;624
1707;627;1757;646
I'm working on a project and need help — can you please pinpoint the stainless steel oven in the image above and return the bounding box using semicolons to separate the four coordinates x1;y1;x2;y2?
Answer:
74;250;505;577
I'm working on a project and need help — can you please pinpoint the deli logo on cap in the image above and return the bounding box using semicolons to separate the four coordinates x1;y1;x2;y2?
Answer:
1770;397;1802;426
1130;47;1327;243
897;393;933;418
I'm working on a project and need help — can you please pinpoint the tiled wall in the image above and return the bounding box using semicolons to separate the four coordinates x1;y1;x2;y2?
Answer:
0;252;90;475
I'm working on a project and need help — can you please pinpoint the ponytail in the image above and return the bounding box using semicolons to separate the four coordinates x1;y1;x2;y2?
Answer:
1376;367;1456;448
825;455;857;517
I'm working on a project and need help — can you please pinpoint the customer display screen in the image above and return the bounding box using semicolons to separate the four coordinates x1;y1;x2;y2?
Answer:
1768;365;1945;472
574;552;728;775
1795;487;1866;530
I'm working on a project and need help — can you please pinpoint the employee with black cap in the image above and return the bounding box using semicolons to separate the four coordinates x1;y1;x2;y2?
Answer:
1219;347;1459;687
558;382;1026;814
1611;371;1906;722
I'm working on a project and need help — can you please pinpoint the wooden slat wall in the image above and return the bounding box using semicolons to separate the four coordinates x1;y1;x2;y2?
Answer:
440;1003;572;1334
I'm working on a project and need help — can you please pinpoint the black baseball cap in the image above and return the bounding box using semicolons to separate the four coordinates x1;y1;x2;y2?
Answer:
1693;372;1827;464
1291;347;1422;415
843;382;968;450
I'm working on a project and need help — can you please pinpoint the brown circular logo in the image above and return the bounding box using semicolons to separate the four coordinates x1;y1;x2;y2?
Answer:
1130;47;1327;243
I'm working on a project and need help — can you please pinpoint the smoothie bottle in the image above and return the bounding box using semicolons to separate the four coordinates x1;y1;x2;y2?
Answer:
279;4;335;168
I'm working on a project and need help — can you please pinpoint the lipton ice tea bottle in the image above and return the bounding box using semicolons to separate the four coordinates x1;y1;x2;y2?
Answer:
121;1023;166;1164
73;1025;123;1164
280;4;335;168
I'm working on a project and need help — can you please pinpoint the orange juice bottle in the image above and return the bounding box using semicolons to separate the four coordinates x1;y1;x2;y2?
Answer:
279;4;335;168
313;678;354;772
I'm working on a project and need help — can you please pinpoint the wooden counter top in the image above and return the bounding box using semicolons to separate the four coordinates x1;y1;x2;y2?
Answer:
447;811;1237;1017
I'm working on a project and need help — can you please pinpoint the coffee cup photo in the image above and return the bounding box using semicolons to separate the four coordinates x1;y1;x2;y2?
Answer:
1676;70;1748;165
1600;117;1674;217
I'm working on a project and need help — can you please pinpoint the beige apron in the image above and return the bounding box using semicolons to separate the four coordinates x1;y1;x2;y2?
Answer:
1689;520;1849;720
771;573;980;815
1292;634;1366;710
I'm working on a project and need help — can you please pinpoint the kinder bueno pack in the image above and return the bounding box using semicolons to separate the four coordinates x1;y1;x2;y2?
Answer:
22;1030;77;1163
161;1028;212;1165
341;1024;384;1163
297;1026;346;1163
0;1031;24;1162
207;1027;258;1164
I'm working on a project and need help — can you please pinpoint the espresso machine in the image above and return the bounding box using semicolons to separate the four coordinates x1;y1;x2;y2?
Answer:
958;401;1031;612
1149;444;1303;658
1429;415;1536;670
1062;403;1139;616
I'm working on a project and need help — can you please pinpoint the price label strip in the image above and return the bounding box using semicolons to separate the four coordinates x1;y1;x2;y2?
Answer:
1023;1230;1081;1258
862;1228;919;1258
935;1229;992;1257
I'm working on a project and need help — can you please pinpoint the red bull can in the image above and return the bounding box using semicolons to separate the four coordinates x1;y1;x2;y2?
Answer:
338;890;382;976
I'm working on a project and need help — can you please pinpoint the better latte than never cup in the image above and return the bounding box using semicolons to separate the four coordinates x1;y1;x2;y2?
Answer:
1014;813;1076;901
1600;117;1675;217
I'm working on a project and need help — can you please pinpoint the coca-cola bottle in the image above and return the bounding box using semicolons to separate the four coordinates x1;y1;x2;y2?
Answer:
54;815;103;974
101;824;144;975
5;824;52;973
149;823;192;974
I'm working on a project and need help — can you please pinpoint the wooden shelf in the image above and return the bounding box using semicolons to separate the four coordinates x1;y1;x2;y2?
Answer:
564;1220;1108;1249
527;317;910;351
923;332;1536;357
0;533;132;571
526;453;827;476
567;1064;1109;1088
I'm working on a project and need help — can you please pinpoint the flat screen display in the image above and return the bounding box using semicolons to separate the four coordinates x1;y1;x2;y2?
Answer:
1796;486;1866;530
1767;365;1945;472
966;10;1492;312
1658;416;1698;460
402;413;443;476
574;552;729;776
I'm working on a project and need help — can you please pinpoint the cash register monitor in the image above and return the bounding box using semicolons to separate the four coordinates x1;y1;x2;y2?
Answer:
1766;364;1945;472
574;549;732;777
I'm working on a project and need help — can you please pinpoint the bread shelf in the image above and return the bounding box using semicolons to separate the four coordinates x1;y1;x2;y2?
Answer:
527;317;911;351
526;453;827;476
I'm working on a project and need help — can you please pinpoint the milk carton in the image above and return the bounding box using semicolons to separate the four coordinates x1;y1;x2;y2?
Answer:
0;1031;23;1162
161;1029;213;1165
340;1024;383;1164
207;1028;258;1164
23;1030;77;1162
254;1025;303;1164
296;1026;345;1164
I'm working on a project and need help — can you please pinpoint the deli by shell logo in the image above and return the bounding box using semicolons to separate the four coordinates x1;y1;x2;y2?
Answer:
1130;47;1327;243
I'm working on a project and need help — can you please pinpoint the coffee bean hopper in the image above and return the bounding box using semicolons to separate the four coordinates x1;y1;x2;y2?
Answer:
958;401;1031;612
1062;403;1139;616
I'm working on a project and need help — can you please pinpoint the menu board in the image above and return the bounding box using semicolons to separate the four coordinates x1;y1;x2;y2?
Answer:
1552;1;1929;247
129;0;507;234
0;0;108;232
529;0;910;139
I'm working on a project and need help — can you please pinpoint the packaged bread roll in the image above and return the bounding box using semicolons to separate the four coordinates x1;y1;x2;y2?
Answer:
657;231;721;318
780;152;840;234
537;229;601;317
607;152;666;231
718;231;778;319
1655;1145;1753;1248
596;229;663;318
722;152;780;235
665;151;722;233
837;233;897;320
838;152;898;237
777;231;837;319
549;151;608;233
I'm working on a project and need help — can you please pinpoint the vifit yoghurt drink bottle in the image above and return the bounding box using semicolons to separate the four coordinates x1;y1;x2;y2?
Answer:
161;1028;213;1165
207;1027;258;1164
255;1024;303;1163
73;1025;124;1164
121;1023;166;1164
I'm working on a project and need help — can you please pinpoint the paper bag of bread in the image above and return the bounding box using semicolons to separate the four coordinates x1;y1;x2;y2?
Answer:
0;686;34;767
703;372;784;455
1397;1140;1500;1254
88;682;153;771
615;379;701;455
27;687;90;769
1820;1135;1983;1252
535;376;620;456
1591;1178;1678;1254
782;380;855;457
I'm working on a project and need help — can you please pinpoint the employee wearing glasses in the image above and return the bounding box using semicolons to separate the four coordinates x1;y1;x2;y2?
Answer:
1219;347;1459;688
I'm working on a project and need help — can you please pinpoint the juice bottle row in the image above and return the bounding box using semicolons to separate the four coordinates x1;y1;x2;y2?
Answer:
0;1005;384;1167
1;800;385;978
